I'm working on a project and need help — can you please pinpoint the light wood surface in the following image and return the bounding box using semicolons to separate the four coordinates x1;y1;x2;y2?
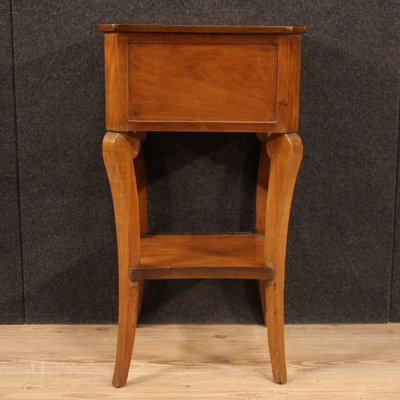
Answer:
133;234;275;280
1;324;399;399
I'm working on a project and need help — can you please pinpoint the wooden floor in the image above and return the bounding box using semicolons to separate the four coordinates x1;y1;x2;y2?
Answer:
0;324;399;399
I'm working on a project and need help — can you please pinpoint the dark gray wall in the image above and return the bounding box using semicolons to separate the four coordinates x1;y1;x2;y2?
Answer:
391;116;400;322
2;0;399;323
0;0;24;323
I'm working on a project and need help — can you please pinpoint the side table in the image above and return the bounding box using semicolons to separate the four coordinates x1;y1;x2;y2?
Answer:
97;23;307;387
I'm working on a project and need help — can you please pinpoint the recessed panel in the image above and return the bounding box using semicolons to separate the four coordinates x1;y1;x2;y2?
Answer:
128;43;278;122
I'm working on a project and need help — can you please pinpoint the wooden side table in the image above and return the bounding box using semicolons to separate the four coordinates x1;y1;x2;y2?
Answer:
97;23;307;387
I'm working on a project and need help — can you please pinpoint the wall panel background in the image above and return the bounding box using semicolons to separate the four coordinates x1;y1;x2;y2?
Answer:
3;1;399;323
391;116;400;322
0;0;24;323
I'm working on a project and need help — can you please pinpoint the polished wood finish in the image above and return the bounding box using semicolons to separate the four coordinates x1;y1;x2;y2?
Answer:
131;234;275;280
97;24;308;34
102;29;302;133
104;34;129;131
129;43;278;123
99;24;306;388
102;132;143;387
262;132;303;384
287;35;302;132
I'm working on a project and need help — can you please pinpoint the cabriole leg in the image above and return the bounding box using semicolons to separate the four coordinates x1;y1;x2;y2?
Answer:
261;133;303;384
102;131;143;388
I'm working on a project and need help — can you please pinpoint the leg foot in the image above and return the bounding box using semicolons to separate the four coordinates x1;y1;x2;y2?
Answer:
264;280;287;384
112;280;141;388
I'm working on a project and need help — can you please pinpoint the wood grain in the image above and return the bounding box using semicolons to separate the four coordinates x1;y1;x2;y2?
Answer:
128;43;278;123
100;24;307;388
262;133;303;383
262;132;303;384
1;324;399;399
287;35;302;132
102;30;304;133
102;132;142;387
104;34;128;131
140;234;265;267
131;234;274;280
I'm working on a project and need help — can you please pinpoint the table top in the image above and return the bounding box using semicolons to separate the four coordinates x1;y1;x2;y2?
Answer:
97;24;308;34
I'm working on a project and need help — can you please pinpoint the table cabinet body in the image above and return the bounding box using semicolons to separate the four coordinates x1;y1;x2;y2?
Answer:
98;23;307;388
100;24;305;133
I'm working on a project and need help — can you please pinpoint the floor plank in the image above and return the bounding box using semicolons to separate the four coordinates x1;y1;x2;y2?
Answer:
0;324;399;399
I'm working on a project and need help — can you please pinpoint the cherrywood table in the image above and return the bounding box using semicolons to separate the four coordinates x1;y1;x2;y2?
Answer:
97;23;307;388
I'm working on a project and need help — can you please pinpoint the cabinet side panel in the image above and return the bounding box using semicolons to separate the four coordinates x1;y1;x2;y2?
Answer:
105;33;128;131
287;35;301;132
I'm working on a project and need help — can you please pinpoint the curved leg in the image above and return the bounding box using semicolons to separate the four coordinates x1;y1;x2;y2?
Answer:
262;133;303;384
103;131;142;388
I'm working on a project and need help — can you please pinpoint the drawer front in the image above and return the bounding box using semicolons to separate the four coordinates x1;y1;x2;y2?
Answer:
104;33;300;132
128;43;278;123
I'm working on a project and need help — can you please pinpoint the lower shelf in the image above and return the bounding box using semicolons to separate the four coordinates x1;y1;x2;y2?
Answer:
129;233;274;280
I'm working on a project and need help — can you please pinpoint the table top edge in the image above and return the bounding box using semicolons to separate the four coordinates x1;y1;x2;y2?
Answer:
96;24;308;34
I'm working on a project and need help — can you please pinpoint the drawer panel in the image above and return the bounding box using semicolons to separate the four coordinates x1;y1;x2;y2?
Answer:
128;43;278;123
